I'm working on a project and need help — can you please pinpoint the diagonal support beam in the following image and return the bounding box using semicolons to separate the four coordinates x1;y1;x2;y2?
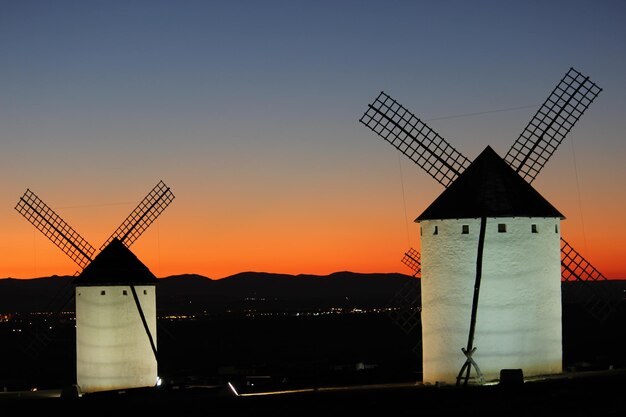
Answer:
130;285;158;362
457;347;485;386
457;216;487;386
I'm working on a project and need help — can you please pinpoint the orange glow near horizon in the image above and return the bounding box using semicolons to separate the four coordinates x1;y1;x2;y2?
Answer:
2;172;624;281
1;182;421;279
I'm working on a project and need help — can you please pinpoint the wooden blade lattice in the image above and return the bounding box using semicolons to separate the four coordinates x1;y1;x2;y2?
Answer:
15;189;95;269
505;68;602;183
360;91;471;188
401;247;421;277
23;285;75;359
386;248;422;336
101;180;175;250
386;277;422;335
561;237;619;322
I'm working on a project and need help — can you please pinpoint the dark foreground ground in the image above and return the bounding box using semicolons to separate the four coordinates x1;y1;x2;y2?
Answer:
3;368;626;416
2;300;626;415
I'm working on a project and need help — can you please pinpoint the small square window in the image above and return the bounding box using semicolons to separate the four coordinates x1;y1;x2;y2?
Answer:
555;224;559;233
462;225;469;234
123;290;128;296
100;290;106;296
498;224;507;233
433;225;438;235
143;290;148;295
531;224;538;233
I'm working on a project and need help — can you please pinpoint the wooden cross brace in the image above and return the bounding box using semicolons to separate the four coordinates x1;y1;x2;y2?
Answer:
456;347;485;386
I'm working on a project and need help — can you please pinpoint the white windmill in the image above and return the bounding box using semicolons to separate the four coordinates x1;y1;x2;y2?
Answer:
15;181;175;393
360;68;615;385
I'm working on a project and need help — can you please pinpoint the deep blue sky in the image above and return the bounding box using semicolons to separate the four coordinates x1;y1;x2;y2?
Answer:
2;1;625;278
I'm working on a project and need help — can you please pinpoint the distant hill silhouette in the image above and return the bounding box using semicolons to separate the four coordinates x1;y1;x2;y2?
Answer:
0;275;74;313
158;271;419;313
0;272;416;314
1;272;623;314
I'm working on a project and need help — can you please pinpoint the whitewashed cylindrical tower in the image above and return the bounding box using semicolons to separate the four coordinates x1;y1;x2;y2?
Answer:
74;238;158;393
416;147;564;384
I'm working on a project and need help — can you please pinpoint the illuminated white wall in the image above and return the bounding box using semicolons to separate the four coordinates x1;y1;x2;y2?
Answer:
76;285;157;393
419;217;562;384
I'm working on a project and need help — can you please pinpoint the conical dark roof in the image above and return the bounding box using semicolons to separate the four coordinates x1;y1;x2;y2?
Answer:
74;238;157;286
416;146;564;221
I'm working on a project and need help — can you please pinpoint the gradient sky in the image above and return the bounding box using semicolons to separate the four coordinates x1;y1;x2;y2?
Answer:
1;0;625;279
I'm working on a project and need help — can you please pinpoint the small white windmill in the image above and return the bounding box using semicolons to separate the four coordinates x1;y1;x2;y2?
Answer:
15;181;174;393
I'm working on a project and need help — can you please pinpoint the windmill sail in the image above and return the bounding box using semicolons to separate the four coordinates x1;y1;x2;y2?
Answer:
23;284;75;359
360;91;471;187
386;247;422;332
383;247;423;367
101;180;175;250
386;278;422;335
401;247;421;277
504;68;602;183
15;189;95;269
560;238;618;322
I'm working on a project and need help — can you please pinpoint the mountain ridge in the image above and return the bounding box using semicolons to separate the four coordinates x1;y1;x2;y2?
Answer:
0;271;416;313
1;272;623;314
